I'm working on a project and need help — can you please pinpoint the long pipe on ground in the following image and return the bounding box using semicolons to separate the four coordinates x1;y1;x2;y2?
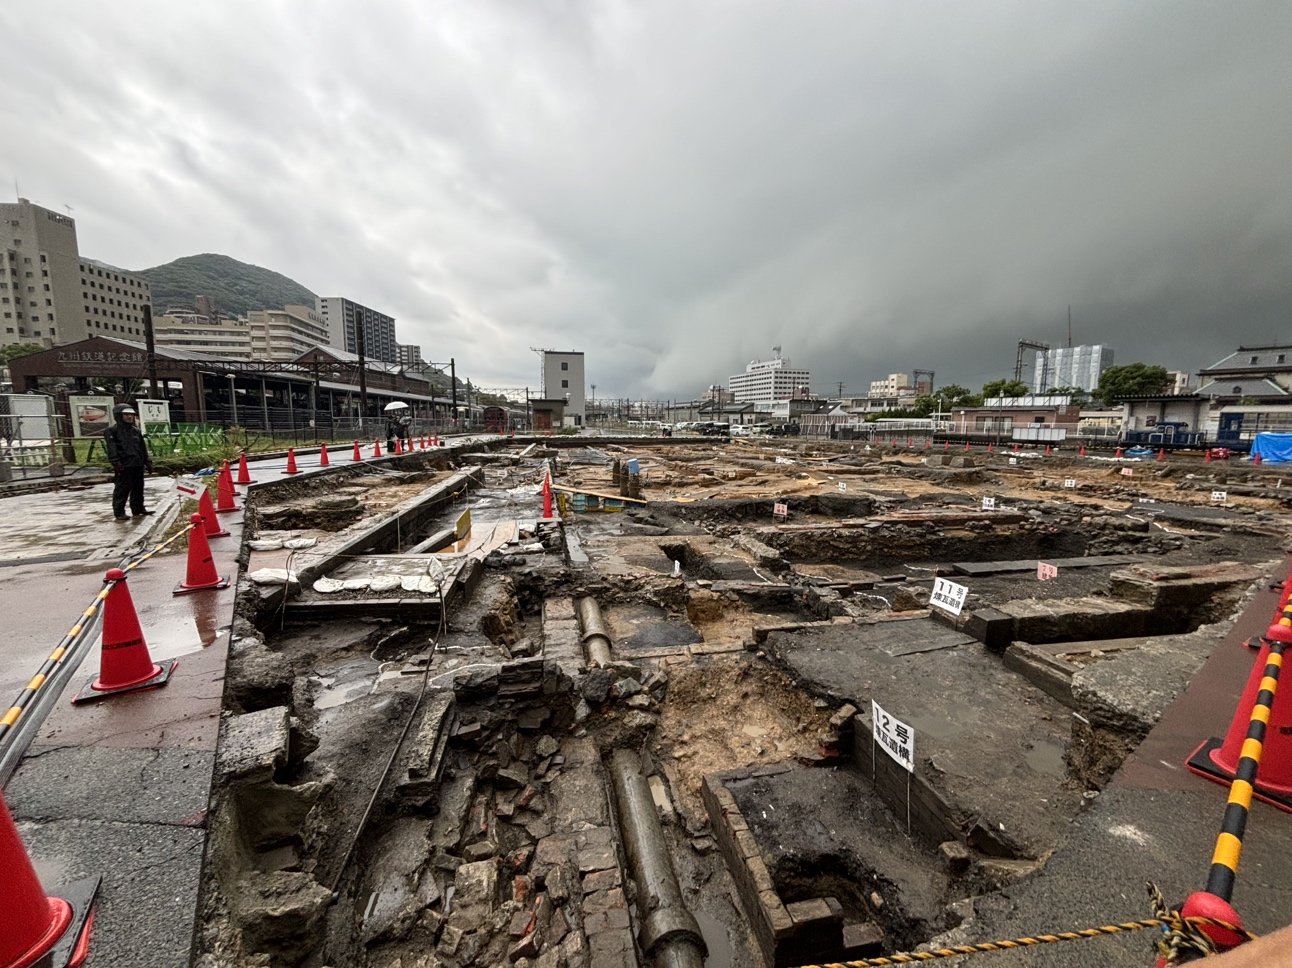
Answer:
576;596;614;668
609;750;706;968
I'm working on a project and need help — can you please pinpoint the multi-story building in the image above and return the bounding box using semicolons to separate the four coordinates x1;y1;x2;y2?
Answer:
542;350;585;427
1032;344;1114;393
247;305;331;360
153;308;253;359
728;356;810;405
78;259;152;344
397;343;424;367
317;297;398;362
1168;370;1193;395
868;373;911;395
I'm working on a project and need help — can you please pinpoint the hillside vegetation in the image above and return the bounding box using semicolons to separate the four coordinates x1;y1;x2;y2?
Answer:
135;253;317;317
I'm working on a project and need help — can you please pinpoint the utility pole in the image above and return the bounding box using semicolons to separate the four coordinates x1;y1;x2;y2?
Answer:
143;304;158;400
356;314;369;434
450;358;458;428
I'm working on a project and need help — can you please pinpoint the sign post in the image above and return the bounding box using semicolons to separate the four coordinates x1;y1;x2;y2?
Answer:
930;578;969;616
872;699;916;834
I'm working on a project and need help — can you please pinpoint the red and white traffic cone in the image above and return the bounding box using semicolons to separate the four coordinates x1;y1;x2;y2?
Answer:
0;790;98;968
964;441;970;451
1080;445;1086;456
352;441;361;462
236;452;254;485
73;569;177;702
215;462;240;513
174;514;230;595
283;448;300;474
197;489;229;539
1254;452;1263;465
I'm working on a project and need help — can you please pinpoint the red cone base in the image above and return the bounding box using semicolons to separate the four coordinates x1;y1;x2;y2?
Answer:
174;514;230;596
236;452;255;485
0;792;99;968
1186;636;1292;812
197;489;230;539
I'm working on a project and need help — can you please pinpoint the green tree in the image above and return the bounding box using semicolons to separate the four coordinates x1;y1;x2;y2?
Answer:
1046;385;1091;406
935;384;983;408
1094;364;1171;405
0;342;45;365
982;378;1029;398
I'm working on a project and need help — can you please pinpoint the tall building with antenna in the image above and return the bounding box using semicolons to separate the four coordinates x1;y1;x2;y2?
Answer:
728;350;811;404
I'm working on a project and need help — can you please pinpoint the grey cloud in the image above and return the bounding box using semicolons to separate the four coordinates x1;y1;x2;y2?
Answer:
2;1;1289;395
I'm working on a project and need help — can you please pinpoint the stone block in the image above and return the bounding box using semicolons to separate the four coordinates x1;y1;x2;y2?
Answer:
450;860;499;928
218;706;290;781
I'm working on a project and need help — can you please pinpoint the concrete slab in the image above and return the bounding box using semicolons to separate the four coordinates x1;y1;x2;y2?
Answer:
951;554;1148;576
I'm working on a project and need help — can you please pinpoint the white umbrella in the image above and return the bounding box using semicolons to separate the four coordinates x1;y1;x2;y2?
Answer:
383;401;409;411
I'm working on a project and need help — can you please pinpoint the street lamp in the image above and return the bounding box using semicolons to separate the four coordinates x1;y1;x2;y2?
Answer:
226;373;238;425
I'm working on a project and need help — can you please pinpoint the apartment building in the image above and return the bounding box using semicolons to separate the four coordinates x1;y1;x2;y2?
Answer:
153;308;253;359
397;343;424;367
247;305;331;360
542;350;585;427
317;297;398;362
728;356;811;404
868;373;912;395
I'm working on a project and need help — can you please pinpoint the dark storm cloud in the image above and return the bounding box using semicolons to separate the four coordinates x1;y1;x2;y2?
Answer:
2;1;1289;396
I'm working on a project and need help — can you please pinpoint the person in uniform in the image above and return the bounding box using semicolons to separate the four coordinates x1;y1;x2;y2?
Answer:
104;404;154;519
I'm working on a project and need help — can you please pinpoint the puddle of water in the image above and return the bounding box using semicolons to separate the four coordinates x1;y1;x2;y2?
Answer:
1024;739;1067;777
311;656;382;709
694;910;734;968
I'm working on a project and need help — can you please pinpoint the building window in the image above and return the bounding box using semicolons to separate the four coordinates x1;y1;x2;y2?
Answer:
1251;356;1259;364
1279;355;1286;364
561;362;568;370
561;380;569;388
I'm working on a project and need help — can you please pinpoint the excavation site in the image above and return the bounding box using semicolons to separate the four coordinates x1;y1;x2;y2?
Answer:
193;436;1290;968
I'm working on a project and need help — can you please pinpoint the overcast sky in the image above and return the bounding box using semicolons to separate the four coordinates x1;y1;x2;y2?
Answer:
3;2;1290;397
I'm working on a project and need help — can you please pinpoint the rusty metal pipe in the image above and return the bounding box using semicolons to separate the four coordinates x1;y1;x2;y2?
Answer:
576;596;614;668
609;749;706;968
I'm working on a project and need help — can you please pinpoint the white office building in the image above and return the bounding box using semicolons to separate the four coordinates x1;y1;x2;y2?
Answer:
728;356;811;405
868;373;912;395
1033;344;1114;393
542;350;585;427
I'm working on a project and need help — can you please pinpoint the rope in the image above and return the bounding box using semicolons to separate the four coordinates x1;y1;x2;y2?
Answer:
789;913;1255;967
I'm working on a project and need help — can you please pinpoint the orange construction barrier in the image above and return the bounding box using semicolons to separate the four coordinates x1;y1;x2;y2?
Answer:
236;452;254;485
215;462;240;513
0;789;97;967
197;489;230;539
283;448;300;474
319;444;329;467
174;513;230;595
73;568;176;702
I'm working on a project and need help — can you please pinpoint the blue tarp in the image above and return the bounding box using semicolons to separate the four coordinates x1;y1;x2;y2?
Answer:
1251;433;1292;463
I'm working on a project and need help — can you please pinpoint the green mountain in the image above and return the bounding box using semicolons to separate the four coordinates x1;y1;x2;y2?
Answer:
135;253;317;317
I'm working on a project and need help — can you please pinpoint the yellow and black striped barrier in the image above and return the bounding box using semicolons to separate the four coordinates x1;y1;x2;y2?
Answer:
1205;637;1284;901
0;520;196;745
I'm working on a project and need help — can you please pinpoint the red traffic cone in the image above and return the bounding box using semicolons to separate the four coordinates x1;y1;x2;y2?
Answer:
319;444;329;467
542;473;553;519
1044;444;1052;456
73;569;176;702
1014;442;1020;453
352;441;362;462
174;514;230;595
197;488;230;539
1254;451;1263;465
988;442;994;453
943;441;949;451
925;439;931;449
373;440;382;458
907;438;913;448
1157;448;1166;461
216;463;240;513
396;438;403;455
1080;445;1086;456
0;790;98;967
283;448;300;474
434;434;440;446
1186;633;1292;811
1205;449;1213;462
964;441;969;451
236;452;254;485
1114;446;1123;458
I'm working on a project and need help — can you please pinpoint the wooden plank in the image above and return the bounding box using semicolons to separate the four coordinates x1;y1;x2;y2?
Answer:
549;484;647;504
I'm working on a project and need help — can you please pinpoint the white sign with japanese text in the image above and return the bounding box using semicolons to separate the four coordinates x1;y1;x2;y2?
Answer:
930;578;969;616
981;496;996;511
872;700;915;773
1037;562;1059;581
1121;467;1134;477
773;502;788;517
1211;491;1228;504
1063;479;1076;489
838;482;847;491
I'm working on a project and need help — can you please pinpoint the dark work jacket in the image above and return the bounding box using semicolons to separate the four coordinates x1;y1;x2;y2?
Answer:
105;421;151;468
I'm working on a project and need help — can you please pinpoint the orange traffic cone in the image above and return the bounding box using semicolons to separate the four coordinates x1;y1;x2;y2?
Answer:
434;434;440;446
174;513;230;595
1114;446;1123;458
216;462;240;513
374;440;383;458
1044;444;1052;456
988;442;994;453
0;789;98;967
236;452;254;485
1080;445;1086;456
73;568;177;702
944;441;950;451
1254;452;1263;465
964;441;970;451
319;444;329;467
396;438;403;455
352;441;361;462
1205;449;1213;462
1014;442;1020;453
542;473;553;519
197;488;229;539
284;448;300;474
1157;448;1166;461
1187;631;1292;812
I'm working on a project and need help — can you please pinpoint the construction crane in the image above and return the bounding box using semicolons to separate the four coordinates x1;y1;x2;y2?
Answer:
912;369;935;395
1014;340;1050;392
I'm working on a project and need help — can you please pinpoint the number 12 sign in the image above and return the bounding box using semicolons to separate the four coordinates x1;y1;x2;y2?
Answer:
872;700;915;773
